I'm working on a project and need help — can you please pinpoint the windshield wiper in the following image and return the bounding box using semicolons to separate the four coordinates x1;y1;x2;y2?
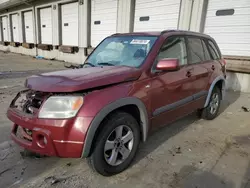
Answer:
97;61;120;66
98;62;114;66
84;62;96;67
64;62;95;69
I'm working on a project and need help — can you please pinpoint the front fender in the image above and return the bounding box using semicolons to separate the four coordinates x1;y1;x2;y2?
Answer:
81;97;149;157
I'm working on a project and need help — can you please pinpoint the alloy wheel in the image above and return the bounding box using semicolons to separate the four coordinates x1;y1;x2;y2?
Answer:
104;125;134;166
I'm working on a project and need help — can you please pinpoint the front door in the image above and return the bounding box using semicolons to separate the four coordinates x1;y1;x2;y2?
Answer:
149;36;195;128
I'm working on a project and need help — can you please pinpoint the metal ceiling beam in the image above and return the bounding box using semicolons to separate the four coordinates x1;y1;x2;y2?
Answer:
0;0;35;12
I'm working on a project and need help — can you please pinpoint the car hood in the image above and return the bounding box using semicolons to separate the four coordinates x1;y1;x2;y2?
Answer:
25;66;142;92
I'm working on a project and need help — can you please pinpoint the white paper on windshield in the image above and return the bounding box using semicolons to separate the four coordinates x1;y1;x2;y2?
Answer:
130;39;150;45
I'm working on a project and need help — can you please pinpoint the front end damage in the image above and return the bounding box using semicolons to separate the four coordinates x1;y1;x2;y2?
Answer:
10;90;49;143
7;90;92;158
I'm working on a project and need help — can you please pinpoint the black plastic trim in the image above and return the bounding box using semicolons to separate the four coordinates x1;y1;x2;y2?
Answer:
82;97;149;157
153;91;208;116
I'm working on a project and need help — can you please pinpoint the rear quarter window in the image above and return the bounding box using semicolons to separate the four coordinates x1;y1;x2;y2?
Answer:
207;40;221;60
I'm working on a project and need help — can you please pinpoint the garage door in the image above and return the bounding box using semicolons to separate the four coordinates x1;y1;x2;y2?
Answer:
91;0;118;47
0;23;2;41
204;0;250;56
23;11;34;43
11;14;19;42
2;16;9;41
134;0;181;32
40;7;52;44
61;2;79;46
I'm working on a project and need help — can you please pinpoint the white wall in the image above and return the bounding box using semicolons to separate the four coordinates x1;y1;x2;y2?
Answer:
226;72;250;93
0;0;90;64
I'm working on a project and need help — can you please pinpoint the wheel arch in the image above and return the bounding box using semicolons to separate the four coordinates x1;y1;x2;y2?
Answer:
204;75;226;108
82;97;149;158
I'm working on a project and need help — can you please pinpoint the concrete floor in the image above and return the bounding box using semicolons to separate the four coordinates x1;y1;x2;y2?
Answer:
0;51;250;188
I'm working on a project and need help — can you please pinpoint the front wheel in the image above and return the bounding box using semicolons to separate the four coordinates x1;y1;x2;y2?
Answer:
87;111;140;176
201;86;221;120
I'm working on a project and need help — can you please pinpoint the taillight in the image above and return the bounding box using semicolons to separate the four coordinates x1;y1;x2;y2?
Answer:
222;59;227;66
221;59;226;74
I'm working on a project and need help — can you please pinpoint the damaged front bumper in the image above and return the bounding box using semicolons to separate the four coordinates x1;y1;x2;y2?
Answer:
7;90;92;158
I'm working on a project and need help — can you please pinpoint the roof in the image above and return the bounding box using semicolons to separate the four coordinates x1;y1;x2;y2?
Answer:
0;0;34;12
112;31;162;36
112;30;211;38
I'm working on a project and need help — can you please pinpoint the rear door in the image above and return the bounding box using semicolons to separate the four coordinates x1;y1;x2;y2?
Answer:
186;37;210;101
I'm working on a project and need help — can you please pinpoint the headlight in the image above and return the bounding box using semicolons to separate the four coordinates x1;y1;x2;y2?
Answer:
38;96;84;119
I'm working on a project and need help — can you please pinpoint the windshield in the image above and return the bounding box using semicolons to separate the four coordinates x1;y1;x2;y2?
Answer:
86;36;158;68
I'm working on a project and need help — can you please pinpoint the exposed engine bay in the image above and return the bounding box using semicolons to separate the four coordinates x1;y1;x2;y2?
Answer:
10;90;50;115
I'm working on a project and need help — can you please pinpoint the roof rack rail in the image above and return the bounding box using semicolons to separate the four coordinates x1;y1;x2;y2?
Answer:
161;29;190;34
161;30;176;34
111;33;121;36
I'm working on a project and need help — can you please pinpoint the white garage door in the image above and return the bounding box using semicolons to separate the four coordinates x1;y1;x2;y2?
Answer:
11;14;19;42
24;11;34;43
2;16;9;41
61;2;79;46
91;0;118;47
134;0;181;32
40;7;52;44
204;0;250;57
0;23;2;41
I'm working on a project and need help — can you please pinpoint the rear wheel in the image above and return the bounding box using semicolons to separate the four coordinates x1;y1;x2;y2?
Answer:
87;111;140;176
201;86;221;120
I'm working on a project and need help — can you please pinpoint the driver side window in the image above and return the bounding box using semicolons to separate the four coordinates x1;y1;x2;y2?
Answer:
157;36;187;66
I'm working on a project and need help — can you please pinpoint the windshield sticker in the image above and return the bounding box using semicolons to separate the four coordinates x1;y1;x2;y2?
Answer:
130;39;150;45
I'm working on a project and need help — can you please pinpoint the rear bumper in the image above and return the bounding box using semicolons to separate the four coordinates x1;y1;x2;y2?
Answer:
7;108;93;158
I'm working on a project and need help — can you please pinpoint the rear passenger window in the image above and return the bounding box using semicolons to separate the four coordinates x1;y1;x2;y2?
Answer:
157;37;187;66
208;40;221;60
201;40;211;61
187;38;204;64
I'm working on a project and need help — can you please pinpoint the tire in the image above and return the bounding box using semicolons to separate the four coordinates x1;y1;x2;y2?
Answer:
201;86;221;120
87;111;140;176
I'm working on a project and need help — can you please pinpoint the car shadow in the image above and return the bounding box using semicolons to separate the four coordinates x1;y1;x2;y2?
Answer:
219;90;241;115
132;88;241;167
169;165;235;188
219;72;241;114
133;112;199;166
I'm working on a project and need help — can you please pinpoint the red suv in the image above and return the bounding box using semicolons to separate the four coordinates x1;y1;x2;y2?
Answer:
7;30;226;176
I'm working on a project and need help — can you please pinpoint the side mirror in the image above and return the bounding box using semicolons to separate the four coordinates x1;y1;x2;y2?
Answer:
156;58;180;71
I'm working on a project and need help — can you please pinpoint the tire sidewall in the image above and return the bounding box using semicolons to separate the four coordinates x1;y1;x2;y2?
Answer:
204;86;221;119
90;112;140;176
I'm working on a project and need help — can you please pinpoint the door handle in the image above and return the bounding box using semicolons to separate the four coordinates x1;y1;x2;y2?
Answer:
186;71;192;77
211;65;215;71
